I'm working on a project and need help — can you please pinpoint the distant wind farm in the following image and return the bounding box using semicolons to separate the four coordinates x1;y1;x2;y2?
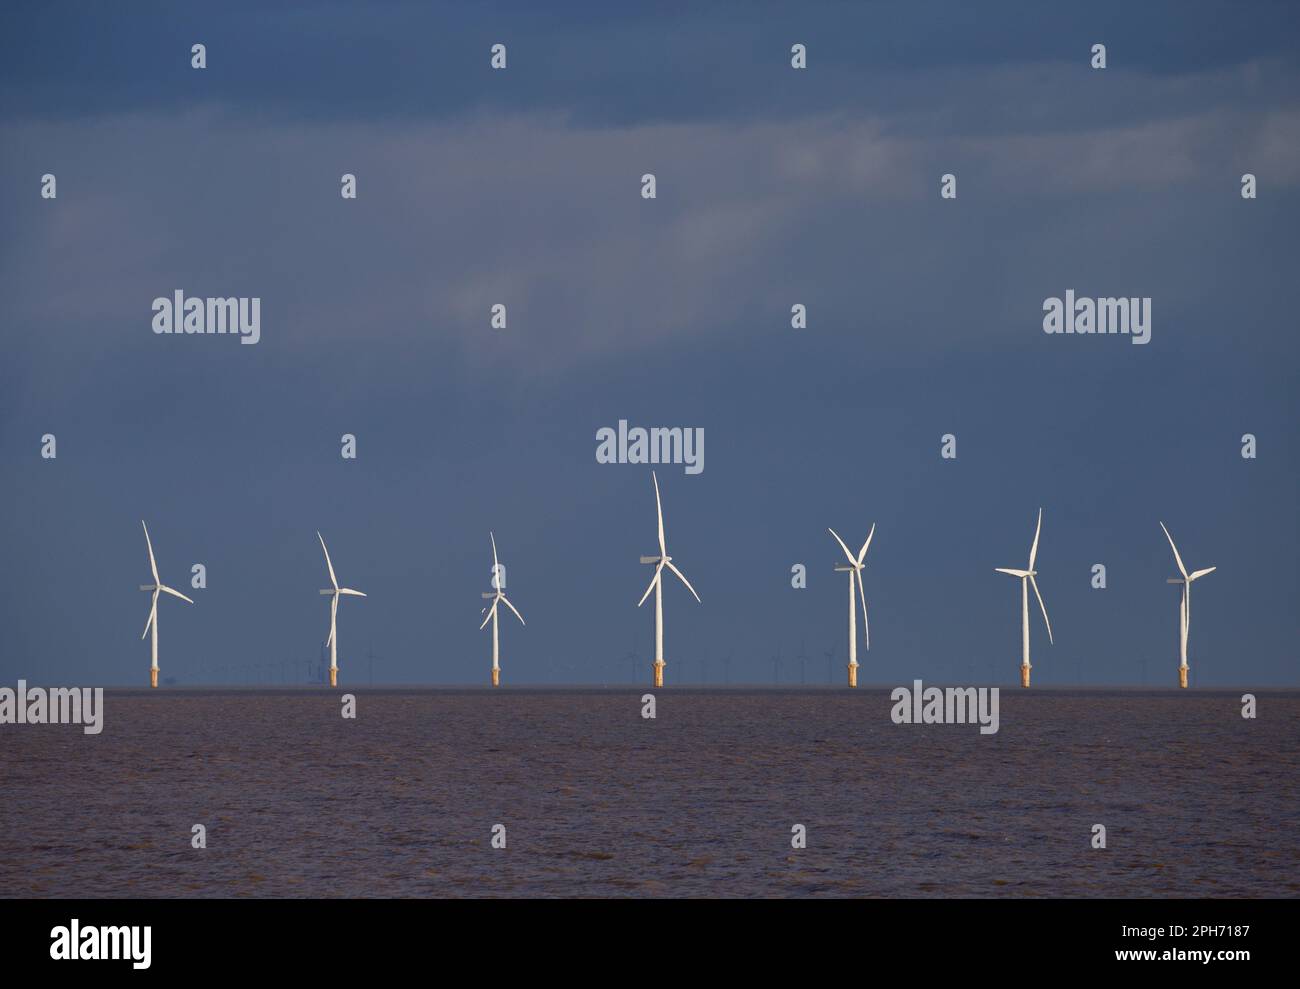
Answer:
130;498;1232;693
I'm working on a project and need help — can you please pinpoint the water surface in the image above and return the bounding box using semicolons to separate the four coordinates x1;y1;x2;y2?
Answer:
2;687;1296;897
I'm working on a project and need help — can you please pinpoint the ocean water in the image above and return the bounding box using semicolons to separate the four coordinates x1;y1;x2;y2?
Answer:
2;687;1296;897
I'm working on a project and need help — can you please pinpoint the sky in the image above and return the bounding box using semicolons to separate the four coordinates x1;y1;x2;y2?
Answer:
1;1;1297;687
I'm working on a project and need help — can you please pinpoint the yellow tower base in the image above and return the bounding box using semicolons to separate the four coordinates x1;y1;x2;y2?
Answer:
1179;667;1188;689
1020;665;1031;688
653;660;665;688
847;663;858;688
150;668;158;689
329;667;338;688
492;668;500;687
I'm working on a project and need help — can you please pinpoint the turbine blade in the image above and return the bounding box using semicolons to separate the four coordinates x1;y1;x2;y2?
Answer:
141;590;159;638
500;594;526;625
490;531;499;581
159;585;195;605
1159;522;1188;579
318;531;339;589
995;568;1031;578
857;523;876;567
327;593;338;646
338;588;366;597
827;528;855;565
1189;566;1216;581
1028;508;1043;569
652;471;666;557
856;568;869;650
479;599;498;630
141;520;160;583
637;563;664;607
665;560;701;603
1029;574;1053;645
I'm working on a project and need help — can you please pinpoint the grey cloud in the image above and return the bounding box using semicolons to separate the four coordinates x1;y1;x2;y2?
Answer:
2;84;1296;390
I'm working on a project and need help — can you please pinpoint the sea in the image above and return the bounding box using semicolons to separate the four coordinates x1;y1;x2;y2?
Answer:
2;687;1296;897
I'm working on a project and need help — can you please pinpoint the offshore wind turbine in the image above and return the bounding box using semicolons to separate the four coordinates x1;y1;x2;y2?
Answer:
317;531;366;688
139;520;194;688
479;532;525;687
637;471;700;687
828;525;874;687
995;508;1053;687
1160;522;1217;689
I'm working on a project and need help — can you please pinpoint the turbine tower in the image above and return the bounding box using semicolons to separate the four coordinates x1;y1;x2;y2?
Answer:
139;520;194;688
479;531;525;687
317;531;366;688
637;471;700;687
995;508;1053;687
1160;522;1217;689
828;525;874;687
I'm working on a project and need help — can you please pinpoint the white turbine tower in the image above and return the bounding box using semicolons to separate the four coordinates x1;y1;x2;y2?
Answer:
1160;521;1216;689
317;531;366;688
828;525;874;687
995;508;1053;688
637;471;700;687
479;532;525;687
139;520;194;688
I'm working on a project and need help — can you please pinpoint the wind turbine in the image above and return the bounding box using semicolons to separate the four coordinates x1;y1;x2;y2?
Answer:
637;471;700;687
828;525;874;687
317;531;366;687
1160;522;1216;689
479;532;525;687
995;508;1053;688
139;520;194;688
